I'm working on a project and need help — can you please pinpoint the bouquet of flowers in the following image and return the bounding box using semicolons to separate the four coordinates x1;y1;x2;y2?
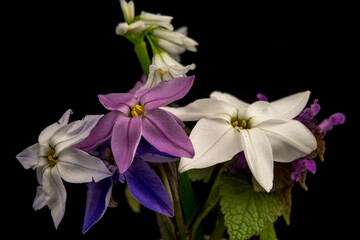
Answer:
16;1;345;239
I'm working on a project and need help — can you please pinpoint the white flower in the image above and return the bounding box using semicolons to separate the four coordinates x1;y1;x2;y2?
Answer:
162;91;317;192
116;1;174;36
152;27;198;53
115;21;147;36
16;109;112;228
139;11;174;30
141;52;195;90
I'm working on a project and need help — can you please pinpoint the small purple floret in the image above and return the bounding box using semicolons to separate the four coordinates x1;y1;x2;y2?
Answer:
256;93;268;101
318;113;346;136
295;99;320;124
291;159;316;182
228;152;249;174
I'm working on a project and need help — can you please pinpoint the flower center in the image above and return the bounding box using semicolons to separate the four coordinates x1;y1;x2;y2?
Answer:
131;105;145;118
231;120;248;129
48;154;58;164
157;69;169;77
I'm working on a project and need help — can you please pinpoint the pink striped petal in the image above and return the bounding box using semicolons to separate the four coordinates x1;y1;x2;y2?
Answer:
142;108;194;158
111;116;142;174
139;76;194;111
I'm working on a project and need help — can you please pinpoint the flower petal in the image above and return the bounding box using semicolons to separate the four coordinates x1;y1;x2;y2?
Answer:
98;93;136;114
136;138;178;163
163;109;185;128
33;186;46;211
247;91;310;124
74;111;120;152
38;109;72;145
210;91;250;111
240;128;273;192
50;114;103;154
142;108;194;158
125;157;174;217
138;76;194;111
82;178;113;234
58;109;73;126
258;120;317;163
139;11;174;30
179;118;242;172
111;116;142;174
16;143;40;169
41;165;66;229
161;98;236;122
57;148;112;183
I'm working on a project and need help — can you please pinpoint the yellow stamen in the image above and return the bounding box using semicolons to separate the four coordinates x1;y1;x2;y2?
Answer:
48;154;58;164
231;121;239;127
131;105;145;118
239;120;247;129
232;120;248;129
157;69;169;77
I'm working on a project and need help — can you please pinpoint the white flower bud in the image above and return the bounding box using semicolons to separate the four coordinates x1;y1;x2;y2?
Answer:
120;0;135;23
139;12;174;30
115;22;129;36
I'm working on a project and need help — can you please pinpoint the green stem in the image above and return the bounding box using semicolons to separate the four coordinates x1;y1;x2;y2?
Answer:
134;40;150;76
145;33;162;55
158;164;186;240
209;216;226;240
174;198;187;240
156;212;177;240
158;164;174;207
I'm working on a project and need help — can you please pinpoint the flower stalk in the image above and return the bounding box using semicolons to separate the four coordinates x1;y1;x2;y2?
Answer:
134;40;150;76
174;196;187;240
159;163;187;240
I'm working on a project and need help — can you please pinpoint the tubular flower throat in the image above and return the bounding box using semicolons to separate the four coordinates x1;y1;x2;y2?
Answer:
157;69;170;77
131;105;145;117
232;120;248;129
48;154;58;164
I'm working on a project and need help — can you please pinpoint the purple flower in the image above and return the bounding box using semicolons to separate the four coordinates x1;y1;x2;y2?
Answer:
82;139;177;234
75;76;195;174
295;99;321;124
318;113;345;136
227;152;249;174
291;159;316;182
256;93;268;102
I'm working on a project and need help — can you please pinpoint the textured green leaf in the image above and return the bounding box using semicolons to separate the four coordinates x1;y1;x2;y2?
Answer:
252;163;294;193
258;223;278;240
279;185;292;225
220;172;284;240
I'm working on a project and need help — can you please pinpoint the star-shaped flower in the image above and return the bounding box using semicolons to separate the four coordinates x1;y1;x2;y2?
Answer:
16;110;112;228
163;91;317;192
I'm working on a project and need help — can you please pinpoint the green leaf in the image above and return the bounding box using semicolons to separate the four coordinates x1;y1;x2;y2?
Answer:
187;166;216;183
220;172;284;240
279;186;292;225
178;170;198;223
252;163;294;193
124;185;141;213
257;223;278;240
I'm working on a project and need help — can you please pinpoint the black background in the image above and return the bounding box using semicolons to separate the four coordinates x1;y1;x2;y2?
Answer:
3;0;357;239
